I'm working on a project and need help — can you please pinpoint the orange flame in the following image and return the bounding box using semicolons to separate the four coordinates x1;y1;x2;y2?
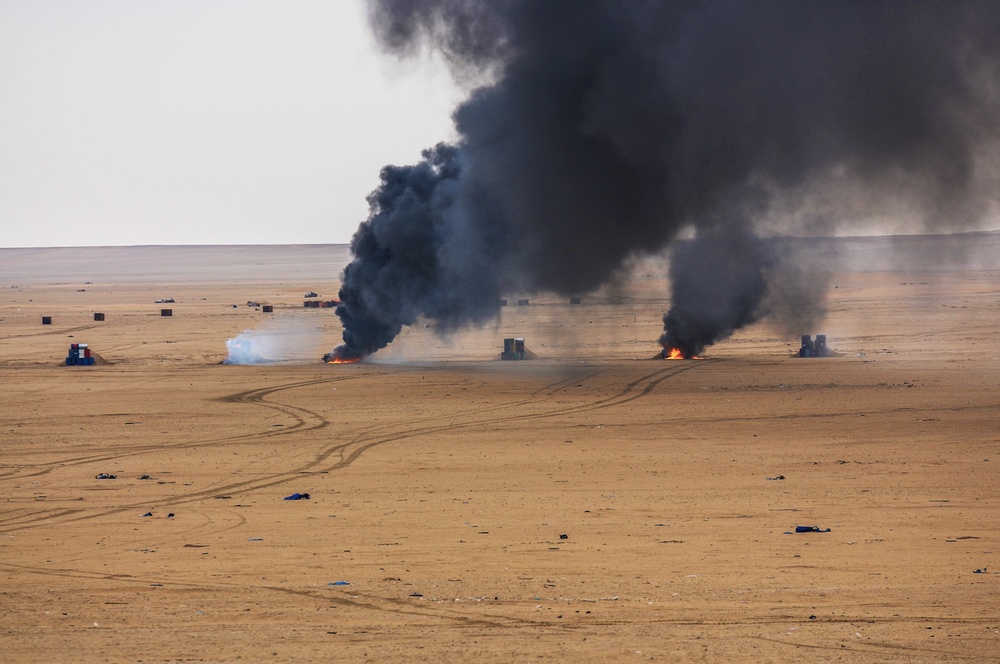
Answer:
662;347;703;360
324;345;364;364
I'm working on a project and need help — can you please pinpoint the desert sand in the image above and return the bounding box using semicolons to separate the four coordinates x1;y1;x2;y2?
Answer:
1;237;998;662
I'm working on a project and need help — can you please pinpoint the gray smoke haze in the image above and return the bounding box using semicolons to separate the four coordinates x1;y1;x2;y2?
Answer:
330;0;1000;360
225;320;323;364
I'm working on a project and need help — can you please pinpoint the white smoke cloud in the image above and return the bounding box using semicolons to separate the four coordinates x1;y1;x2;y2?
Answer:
224;318;324;364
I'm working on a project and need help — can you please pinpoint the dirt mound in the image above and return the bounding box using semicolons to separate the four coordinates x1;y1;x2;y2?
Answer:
60;351;113;367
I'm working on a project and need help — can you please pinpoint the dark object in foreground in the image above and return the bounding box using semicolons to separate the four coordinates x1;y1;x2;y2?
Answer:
795;525;831;533
95;473;117;480
501;337;526;360
284;493;311;501
799;334;842;358
67;343;95;366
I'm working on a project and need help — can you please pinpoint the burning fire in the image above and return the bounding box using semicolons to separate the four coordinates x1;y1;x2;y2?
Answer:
323;345;364;364
661;346;703;360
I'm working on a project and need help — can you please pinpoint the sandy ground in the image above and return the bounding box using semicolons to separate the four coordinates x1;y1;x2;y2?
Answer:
1;239;998;662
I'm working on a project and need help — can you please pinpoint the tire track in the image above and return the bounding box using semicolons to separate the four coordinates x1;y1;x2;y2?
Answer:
306;361;698;475
0;363;677;532
1;324;100;340
0;374;374;482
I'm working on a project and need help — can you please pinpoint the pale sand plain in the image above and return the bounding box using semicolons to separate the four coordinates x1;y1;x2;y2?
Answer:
0;238;998;662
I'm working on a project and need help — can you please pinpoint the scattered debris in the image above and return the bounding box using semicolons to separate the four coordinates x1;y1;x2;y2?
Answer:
284;492;311;501
247;537;263;542
95;473;117;480
794;525;831;533
139;475;151;480
766;475;785;481
559;534;569;539
140;512;153;517
328;581;351;586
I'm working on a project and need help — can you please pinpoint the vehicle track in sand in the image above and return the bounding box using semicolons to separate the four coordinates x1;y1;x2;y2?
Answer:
3;363;700;631
0;374;375;483
0;363;690;534
2;358;995;646
0;324;100;340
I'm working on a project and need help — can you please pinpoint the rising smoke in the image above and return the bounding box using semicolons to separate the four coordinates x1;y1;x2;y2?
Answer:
329;0;1000;360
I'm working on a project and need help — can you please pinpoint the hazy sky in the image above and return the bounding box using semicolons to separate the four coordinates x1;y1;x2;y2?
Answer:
0;0;463;247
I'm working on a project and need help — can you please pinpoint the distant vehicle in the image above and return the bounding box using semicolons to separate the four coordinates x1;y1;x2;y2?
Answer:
304;291;319;298
154;298;175;304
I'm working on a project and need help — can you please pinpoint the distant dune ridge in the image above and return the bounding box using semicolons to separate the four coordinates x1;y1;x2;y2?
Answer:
2;231;998;285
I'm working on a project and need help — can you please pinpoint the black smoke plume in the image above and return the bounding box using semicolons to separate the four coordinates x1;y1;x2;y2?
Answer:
330;0;1000;361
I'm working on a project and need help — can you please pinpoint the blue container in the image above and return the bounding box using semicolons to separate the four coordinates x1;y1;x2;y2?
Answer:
66;358;74;366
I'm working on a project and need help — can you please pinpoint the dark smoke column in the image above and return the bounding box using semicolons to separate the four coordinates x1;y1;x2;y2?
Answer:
329;0;1000;360
330;143;505;361
659;231;772;359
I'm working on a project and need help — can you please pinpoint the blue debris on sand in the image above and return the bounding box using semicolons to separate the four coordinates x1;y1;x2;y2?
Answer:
328;581;351;586
140;512;153;517
284;492;311;500
95;473;117;480
795;525;831;533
